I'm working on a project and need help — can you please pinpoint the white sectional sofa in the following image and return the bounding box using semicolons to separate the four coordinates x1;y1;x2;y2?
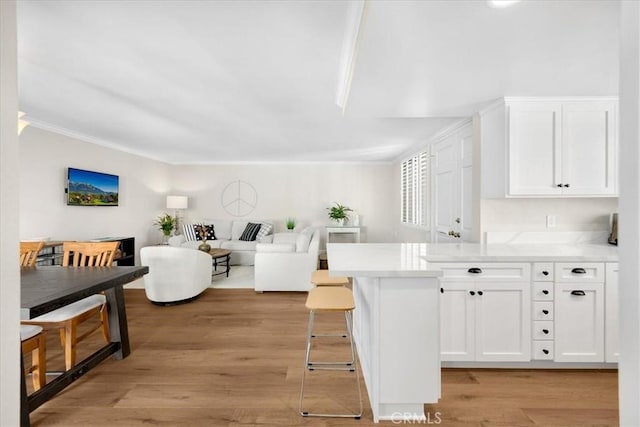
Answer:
167;219;273;266
254;227;320;292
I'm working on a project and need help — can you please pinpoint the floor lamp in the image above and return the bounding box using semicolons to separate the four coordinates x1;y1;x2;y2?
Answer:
166;195;188;235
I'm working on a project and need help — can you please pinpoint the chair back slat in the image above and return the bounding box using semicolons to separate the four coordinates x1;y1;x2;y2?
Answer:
62;242;120;267
20;241;45;267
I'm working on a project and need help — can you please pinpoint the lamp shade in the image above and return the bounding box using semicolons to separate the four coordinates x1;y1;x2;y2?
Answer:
166;195;188;210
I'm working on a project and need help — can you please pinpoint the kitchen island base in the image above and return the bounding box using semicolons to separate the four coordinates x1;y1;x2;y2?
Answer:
351;276;441;423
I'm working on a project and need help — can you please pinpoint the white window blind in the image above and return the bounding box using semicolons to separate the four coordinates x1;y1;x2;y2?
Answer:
401;151;429;226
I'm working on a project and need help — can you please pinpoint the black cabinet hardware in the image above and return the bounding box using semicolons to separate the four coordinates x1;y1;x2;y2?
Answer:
542;309;549;315
543;349;549;355
542;290;549;295
468;268;482;274
564;184;570;187
570;290;586;296
542;271;549;276
571;268;586;274
469;291;476;296
478;291;484;296
440;287;444;294
556;184;563;187
542;329;549;334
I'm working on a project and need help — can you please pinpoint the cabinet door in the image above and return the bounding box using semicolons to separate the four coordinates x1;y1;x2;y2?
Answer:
561;101;617;196
555;282;605;362
459;130;474;241
605;263;619;363
508;102;562;196
440;282;475;361
474;282;531;361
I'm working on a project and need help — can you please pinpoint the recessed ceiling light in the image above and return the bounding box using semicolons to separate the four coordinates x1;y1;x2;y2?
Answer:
488;0;522;8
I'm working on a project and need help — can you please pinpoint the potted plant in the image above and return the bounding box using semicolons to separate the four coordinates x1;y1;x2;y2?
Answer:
286;217;296;231
327;203;352;226
154;213;176;244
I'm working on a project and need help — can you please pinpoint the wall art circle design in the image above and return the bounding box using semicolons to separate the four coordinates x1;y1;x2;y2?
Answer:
221;180;257;217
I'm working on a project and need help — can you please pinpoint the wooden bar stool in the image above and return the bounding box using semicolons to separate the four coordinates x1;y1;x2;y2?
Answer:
299;287;363;419
310;269;350;287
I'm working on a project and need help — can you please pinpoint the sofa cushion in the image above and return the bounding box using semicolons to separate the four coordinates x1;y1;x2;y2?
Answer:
256;243;296;253
231;221;249;240
256;223;273;240
296;227;314;253
239;222;262;241
221;240;258;251
182;239;223;250
203;219;232;240
273;232;298;245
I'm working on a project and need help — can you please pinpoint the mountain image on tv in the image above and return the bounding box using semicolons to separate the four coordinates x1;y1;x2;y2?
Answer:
67;168;119;206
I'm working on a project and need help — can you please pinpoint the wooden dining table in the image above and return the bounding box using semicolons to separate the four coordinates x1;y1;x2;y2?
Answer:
20;265;148;427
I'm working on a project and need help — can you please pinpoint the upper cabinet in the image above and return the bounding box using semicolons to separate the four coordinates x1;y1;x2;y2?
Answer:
481;97;618;198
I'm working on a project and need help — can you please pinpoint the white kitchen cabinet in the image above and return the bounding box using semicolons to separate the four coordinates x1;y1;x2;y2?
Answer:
432;121;473;242
480;97;618;198
554;282;605;362
438;263;531;362
605;263;619;362
440;282;475;361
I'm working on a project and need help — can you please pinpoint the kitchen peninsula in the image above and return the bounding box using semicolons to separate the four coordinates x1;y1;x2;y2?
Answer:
327;242;619;423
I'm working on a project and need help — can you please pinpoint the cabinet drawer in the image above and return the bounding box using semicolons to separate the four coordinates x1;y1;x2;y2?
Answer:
532;340;554;360
533;321;554;340
533;301;554;320
533;282;554;301
555;263;604;283
434;263;530;282
533;263;554;281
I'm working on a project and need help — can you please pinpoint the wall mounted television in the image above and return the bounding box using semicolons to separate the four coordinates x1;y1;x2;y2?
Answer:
66;167;119;206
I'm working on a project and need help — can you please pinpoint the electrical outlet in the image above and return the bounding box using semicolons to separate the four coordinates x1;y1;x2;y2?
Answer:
546;215;556;228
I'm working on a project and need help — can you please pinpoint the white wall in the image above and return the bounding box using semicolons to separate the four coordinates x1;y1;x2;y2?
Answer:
170;162;396;245
0;1;20;425
618;2;640;424
19;127;172;258
481;198;618;233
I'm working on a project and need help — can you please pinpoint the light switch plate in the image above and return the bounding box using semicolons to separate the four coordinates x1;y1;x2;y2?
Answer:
546;215;556;228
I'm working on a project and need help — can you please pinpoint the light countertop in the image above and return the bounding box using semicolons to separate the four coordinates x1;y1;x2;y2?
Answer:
326;243;619;277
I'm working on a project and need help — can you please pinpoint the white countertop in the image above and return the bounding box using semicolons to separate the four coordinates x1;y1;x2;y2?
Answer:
327;243;443;277
327;243;619;277
420;242;619;263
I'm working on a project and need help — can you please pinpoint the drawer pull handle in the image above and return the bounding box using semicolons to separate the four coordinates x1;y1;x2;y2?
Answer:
478;291;484;296
571;290;586;296
542;309;549;315
556;184;563;188
542;349;549;355
542;329;549;334
542;290;549;295
468;268;482;274
469;291;476;296
571;268;586;274
542;271;549;276
440;287;444;294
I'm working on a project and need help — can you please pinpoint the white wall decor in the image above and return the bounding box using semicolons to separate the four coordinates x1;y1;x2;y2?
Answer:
221;180;257;217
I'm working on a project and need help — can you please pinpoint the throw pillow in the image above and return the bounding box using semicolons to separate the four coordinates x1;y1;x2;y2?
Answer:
183;224;198;242
239;222;261;241
256;223;273;240
183;224;216;241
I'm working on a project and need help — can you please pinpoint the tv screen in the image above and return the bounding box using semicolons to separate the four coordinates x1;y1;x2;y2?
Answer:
67;167;119;206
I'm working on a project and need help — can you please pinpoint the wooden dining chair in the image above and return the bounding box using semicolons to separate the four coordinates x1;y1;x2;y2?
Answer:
20;241;45;267
22;241;120;370
21;325;46;391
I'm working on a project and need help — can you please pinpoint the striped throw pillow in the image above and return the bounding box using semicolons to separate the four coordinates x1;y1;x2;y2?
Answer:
239;222;261;241
256;223;273;240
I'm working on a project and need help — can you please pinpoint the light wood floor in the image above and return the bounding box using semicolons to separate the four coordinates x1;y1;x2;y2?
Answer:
28;289;619;426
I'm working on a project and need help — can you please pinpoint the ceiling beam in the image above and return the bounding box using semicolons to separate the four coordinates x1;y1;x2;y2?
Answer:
335;0;367;114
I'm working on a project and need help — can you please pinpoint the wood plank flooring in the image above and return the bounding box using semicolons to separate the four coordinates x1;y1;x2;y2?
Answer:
28;289;618;426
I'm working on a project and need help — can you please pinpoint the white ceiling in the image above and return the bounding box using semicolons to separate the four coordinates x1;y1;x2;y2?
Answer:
17;0;619;164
